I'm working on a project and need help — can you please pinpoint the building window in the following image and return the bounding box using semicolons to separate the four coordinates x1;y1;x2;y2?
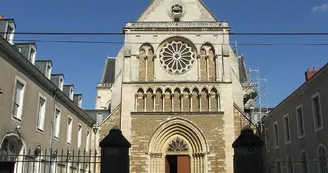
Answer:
70;88;74;100
273;122;279;148
59;78;64;91
36;95;46;131
287;157;294;173
54;108;61;139
318;146;328;173
67;117;73;144
283;114;291;144
265;128;270;152
46;64;52;79
77;124;82;149
5;25;14;43
312;92;323;131
296;105;305;138
12;79;25;120
301;152;308;173
86;130;90;151
29;48;36;64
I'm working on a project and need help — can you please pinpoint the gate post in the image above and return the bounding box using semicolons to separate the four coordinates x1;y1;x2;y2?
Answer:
99;126;131;173
232;128;264;173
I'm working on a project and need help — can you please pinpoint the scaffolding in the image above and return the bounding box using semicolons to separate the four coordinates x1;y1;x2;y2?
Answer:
243;67;269;132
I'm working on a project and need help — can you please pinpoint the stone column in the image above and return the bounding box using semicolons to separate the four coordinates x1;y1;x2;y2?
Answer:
180;94;184;111
206;56;209;81
153;94;156;112
189;94;193;112
143;94;147;112
171;94;174;112
145;56;148;81
217;94;221;111
198;94;202;112
134;94;138;111
208;94;211;112
153;55;156;80
197;55;201;81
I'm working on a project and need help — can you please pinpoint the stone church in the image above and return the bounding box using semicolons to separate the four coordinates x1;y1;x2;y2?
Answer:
94;0;253;172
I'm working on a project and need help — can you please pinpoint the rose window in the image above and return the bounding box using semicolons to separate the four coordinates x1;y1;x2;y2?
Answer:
159;41;196;74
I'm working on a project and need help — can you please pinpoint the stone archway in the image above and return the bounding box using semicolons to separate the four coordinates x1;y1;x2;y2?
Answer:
0;132;26;173
148;117;208;173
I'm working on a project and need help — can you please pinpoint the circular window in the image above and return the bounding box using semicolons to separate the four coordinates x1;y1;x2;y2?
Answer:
159;41;196;74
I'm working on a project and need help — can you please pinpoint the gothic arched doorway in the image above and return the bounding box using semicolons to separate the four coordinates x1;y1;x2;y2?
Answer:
148;117;208;173
0;133;25;173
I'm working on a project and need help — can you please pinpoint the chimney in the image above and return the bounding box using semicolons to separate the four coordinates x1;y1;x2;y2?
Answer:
305;67;317;81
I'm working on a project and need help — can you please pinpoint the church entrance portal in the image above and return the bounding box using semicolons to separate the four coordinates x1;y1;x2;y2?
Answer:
165;155;190;173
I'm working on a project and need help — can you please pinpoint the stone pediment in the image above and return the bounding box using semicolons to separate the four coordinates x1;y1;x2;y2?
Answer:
137;0;218;22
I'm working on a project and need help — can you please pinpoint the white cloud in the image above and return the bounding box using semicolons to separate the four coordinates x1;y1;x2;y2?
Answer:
312;3;328;12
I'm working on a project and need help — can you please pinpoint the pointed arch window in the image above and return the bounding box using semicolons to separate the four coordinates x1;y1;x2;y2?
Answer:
318;146;328;173
302;152;308;173
287;157;294;173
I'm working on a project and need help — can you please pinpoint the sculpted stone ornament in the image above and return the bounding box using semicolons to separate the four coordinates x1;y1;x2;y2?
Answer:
171;4;183;16
167;137;188;152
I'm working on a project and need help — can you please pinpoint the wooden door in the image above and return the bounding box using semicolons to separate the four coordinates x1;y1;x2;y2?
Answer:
165;157;170;173
177;156;190;173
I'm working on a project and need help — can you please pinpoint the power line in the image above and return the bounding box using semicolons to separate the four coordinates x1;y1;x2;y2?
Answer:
14;39;328;46
4;32;328;36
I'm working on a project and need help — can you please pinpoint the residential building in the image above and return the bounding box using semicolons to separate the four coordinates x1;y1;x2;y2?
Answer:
93;0;255;172
262;64;328;173
0;16;95;172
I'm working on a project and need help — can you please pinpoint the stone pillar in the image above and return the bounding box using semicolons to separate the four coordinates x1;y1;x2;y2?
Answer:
99;126;131;173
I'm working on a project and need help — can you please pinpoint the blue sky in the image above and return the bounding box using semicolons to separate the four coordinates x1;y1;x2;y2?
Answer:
1;0;327;109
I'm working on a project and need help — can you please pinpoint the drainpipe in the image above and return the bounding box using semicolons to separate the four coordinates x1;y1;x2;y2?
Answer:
49;88;59;173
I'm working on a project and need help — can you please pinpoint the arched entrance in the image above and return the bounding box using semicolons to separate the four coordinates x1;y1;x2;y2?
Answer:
148;117;208;173
0;132;26;173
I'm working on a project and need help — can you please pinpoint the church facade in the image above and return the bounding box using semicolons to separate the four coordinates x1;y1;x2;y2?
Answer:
94;0;253;172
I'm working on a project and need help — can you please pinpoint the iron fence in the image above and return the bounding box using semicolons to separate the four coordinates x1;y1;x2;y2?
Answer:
263;154;328;173
0;149;100;173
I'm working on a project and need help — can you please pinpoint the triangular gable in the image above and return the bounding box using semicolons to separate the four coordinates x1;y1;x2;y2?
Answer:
137;0;218;22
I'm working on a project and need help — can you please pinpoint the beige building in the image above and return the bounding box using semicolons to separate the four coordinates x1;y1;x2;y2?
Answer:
262;64;328;173
94;0;255;172
0;17;95;172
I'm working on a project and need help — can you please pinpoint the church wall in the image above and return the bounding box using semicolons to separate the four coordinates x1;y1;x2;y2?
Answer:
119;82;235;173
129;115;225;173
231;69;244;109
124;31;236;82
98;106;121;141
233;107;251;137
95;85;112;109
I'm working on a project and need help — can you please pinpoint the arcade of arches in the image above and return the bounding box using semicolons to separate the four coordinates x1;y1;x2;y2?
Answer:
135;86;221;112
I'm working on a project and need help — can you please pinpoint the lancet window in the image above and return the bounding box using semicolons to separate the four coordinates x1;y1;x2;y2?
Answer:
138;44;154;81
199;43;216;81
